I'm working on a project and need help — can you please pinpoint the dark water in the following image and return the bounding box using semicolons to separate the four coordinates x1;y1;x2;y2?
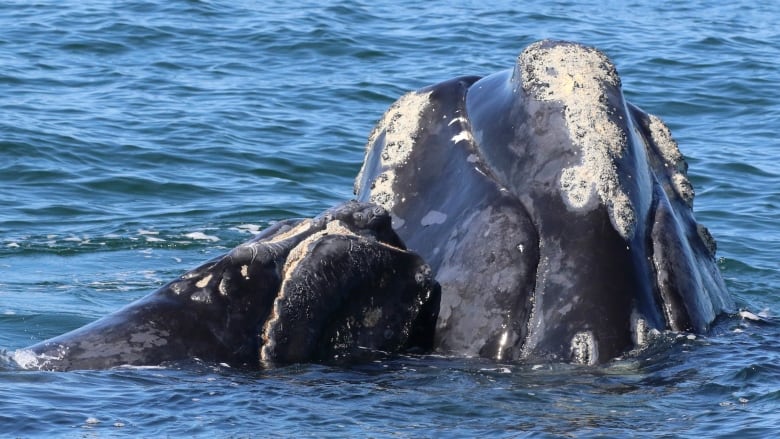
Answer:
1;1;779;437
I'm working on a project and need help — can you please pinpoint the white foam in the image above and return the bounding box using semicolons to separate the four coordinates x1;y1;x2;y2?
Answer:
233;224;262;234
11;348;66;370
234;224;262;235
739;310;761;321
11;350;38;369
184;232;220;242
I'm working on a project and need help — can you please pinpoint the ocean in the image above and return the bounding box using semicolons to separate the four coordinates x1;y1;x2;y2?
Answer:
1;1;778;437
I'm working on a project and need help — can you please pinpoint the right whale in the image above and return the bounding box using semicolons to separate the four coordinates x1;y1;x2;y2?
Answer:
355;39;735;364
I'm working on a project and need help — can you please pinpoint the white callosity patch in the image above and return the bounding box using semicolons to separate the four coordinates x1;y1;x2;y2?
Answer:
190;290;211;303
218;277;229;296
520;42;636;239
169;282;183;295
195;274;212;289
631;309;650;347
647;114;696;207
362;307;383;328
228;220;312;275
279;220;355;278
357;90;432;210
448;116;475;146
696;223;718;257
447;116;476;148
570;330;598;365
647;115;684;168
451;130;473;144
265;220;312;245
672;173;695;207
260;220;359;361
260;217;416;362
368;169;397;210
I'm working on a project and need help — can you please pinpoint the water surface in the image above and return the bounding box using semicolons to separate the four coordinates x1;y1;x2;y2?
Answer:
1;1;779;437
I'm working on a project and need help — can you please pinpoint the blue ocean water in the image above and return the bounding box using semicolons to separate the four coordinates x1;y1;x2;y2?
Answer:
1;0;778;437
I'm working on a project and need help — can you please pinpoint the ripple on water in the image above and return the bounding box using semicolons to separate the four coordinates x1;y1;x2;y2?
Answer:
0;0;779;437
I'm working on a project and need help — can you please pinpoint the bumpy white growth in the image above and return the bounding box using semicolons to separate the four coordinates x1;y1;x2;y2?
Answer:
521;42;636;239
358;91;432;210
190;290;212;303
260;220;358;361
280;220;355;277
362;307;383;327
647;115;684;167
697;223;718;257
672;173;695;207
570;331;598;365
631;309;649;347
647;114;695;207
368;170;397;210
218;277;229;296
265;220;312;244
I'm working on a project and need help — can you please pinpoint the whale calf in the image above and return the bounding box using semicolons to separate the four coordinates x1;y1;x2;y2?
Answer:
18;202;440;370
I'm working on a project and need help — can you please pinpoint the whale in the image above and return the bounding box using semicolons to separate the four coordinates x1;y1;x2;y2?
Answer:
16;39;733;370
17;201;440;370
355;40;734;364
